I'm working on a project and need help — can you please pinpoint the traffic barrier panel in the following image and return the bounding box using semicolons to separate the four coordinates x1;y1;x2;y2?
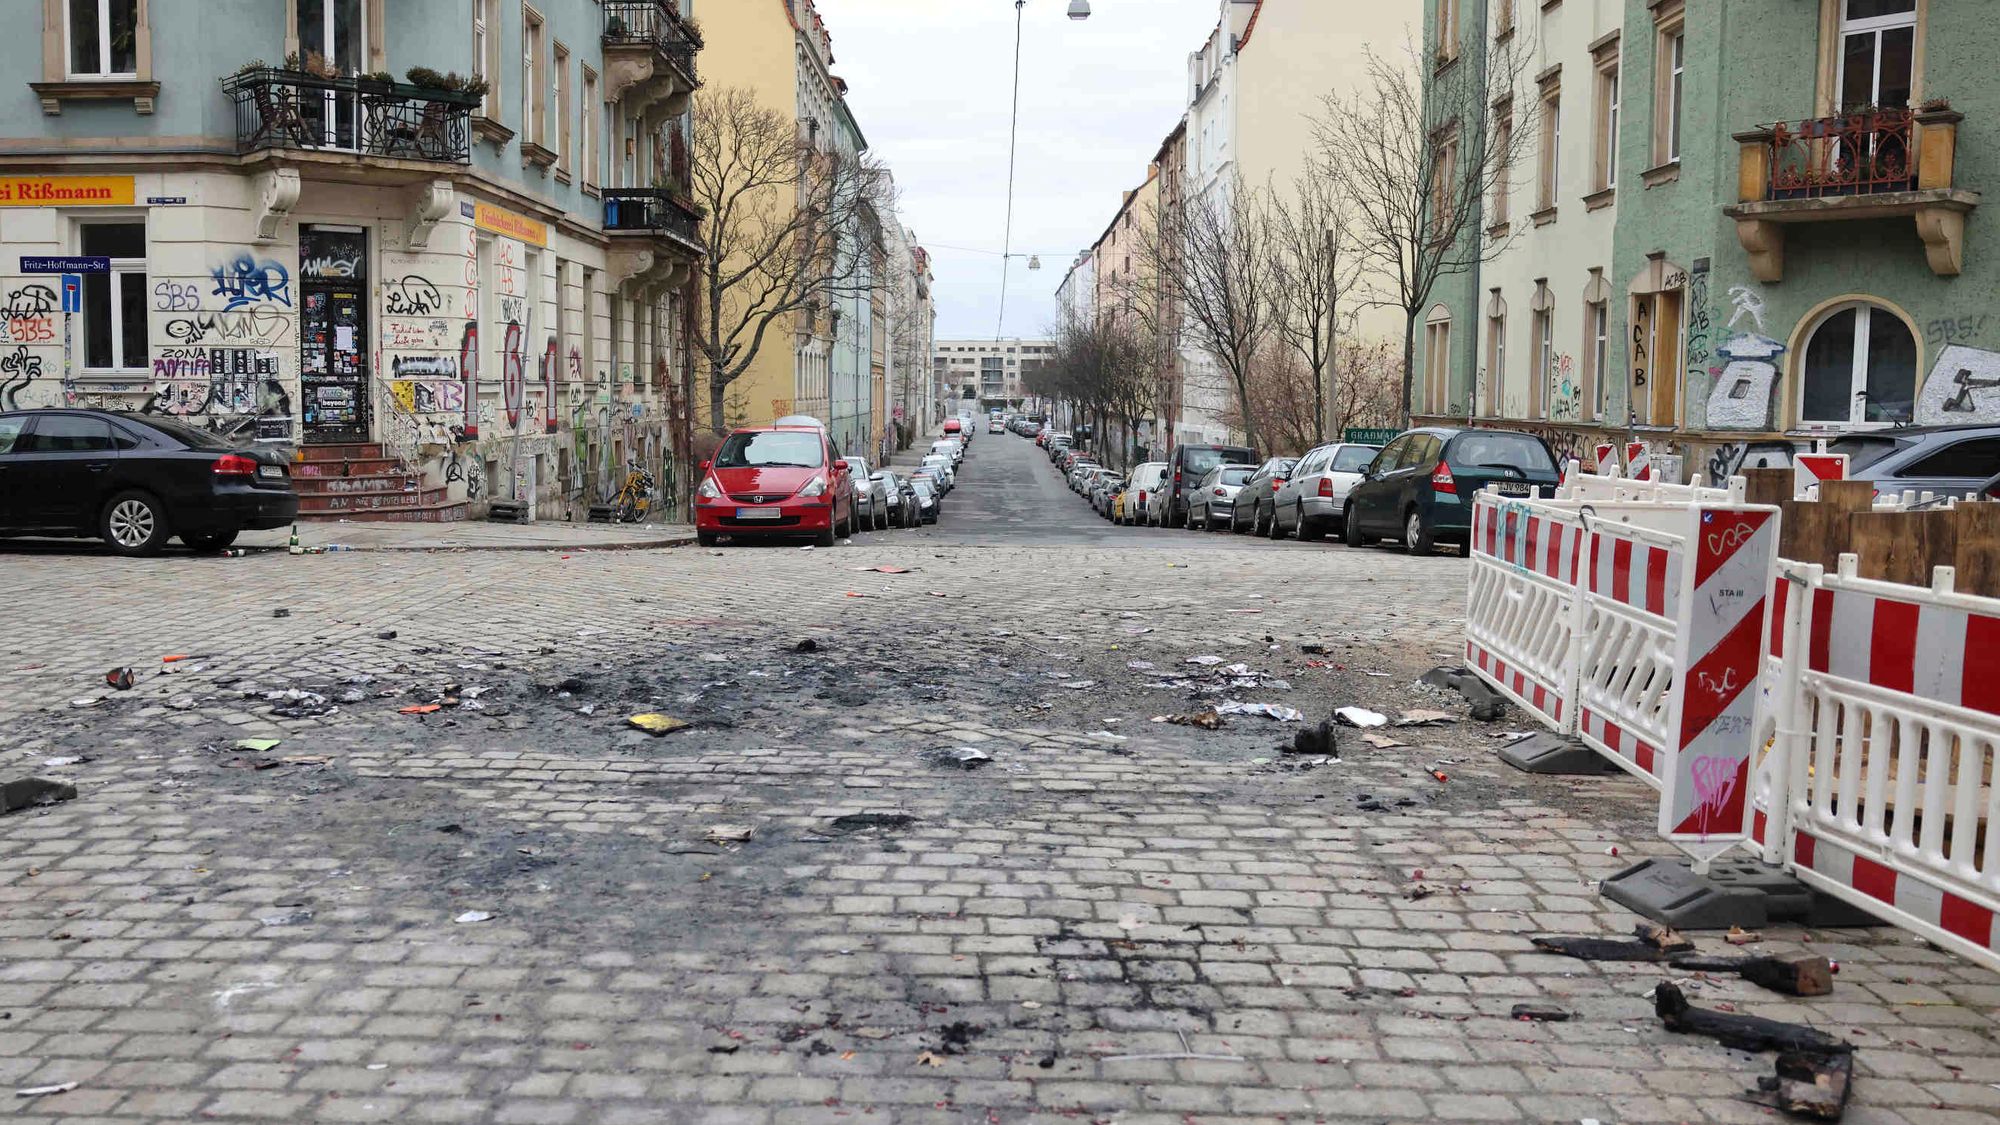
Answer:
1466;492;1588;733
1782;556;2000;971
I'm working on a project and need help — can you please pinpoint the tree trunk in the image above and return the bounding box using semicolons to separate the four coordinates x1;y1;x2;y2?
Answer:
1400;309;1419;428
708;357;729;438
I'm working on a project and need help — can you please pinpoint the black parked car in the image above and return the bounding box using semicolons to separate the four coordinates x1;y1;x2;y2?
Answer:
1343;427;1559;556
0;409;298;555
1829;425;2000;500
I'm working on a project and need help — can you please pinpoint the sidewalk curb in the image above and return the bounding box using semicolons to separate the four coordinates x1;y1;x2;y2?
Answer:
249;533;700;554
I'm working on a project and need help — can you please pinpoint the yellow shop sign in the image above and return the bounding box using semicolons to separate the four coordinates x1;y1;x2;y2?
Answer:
468;200;548;248
0;175;136;207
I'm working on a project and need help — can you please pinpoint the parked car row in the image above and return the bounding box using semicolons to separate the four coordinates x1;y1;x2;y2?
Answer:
1026;422;1583;556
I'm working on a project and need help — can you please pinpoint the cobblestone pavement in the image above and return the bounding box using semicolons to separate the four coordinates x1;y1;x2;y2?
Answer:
2;439;1997;1124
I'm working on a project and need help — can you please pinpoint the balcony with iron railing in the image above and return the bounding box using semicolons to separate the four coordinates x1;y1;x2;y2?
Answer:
1726;106;1978;282
221;67;478;165
602;1;700;111
603;188;705;255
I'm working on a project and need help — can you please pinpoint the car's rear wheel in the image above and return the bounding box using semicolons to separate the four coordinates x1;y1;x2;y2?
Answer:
1298;503;1326;541
1404;508;1435;557
1344;504;1375;548
181;530;239;551
103;491;170;556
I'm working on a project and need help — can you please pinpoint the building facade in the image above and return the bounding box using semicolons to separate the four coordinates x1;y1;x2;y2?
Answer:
931;338;1051;410
1;0;705;521
1418;0;1994;485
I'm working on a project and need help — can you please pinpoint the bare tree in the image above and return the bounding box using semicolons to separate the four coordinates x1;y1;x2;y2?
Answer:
1316;39;1535;423
1142;175;1276;453
688;87;893;435
1264;162;1368;446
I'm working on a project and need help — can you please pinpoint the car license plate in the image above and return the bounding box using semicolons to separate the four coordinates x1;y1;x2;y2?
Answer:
257;465;284;480
735;507;782;520
1494;482;1531;497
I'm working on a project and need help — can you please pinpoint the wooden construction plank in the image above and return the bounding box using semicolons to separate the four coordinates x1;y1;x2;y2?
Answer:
1851;510;1957;587
1743;467;1793;509
1954;502;2000;598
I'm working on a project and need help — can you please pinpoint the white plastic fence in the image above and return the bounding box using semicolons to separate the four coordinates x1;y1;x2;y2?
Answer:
1774;556;2000;969
1466;494;1587;733
1466;467;2000;971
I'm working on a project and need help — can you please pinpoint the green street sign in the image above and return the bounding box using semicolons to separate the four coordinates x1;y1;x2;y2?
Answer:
1342;427;1400;446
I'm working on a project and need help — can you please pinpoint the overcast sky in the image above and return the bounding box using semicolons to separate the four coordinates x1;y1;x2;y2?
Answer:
814;0;1223;341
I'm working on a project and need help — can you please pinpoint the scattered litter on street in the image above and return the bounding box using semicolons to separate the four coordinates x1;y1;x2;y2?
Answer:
267;689;335;717
1670;954;1834;996
793;639;820;653
921;747;992;770
1395;709;1456;726
628;713;691;735
827;812;916;834
1060;680;1097;689
1151;710;1222;729
854;565;914;574
1656;980;1853;1119
233;738;282;753
399;704;443;715
41;756;84;768
161;654;190;663
1725;925;1762;945
1419;665;1509;720
704;825;754;844
454;911;495;924
1185;655;1224;666
14;1082;77;1099
260;910;313;926
1284;720;1337;756
1511;1002;1571;1022
104;667;134;691
1360;733;1404;748
2;778;78;815
1334;706;1387;728
219;757;280;771
376;630;398;640
1216;700;1304;722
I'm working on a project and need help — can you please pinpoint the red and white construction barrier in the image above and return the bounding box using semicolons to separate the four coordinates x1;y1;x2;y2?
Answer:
1466;495;1587;733
1626;442;1653;482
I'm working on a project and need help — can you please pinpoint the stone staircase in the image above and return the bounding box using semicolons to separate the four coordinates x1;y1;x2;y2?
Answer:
293;443;468;523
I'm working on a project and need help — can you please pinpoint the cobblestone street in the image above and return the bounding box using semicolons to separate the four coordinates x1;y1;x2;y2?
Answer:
3;438;1998;1124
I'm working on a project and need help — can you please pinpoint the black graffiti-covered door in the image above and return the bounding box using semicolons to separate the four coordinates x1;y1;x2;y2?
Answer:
300;226;370;445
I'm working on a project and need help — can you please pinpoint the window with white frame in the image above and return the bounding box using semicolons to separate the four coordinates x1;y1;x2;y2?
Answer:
67;0;138;78
1537;81;1561;213
1424;307;1453;414
1800;301;1916;426
1838;0;1917;112
553;42;569;172
1534;306;1554;418
581;66;598;188
1588;298;1609;419
522;6;542;143
473;0;499;118
80;221;146;372
1594;51;1620;192
1654;5;1687;166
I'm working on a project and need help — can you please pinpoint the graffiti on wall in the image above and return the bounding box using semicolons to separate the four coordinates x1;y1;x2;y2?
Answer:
1683;260;1714;428
0;345;43;409
459;321;479;440
209;253;292;311
1704;439;1796;487
385;275;446;317
1915;344;2000;424
1548;355;1581;422
1704;285;1783;431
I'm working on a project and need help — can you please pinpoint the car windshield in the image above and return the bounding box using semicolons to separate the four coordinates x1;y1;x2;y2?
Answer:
1220;468;1253;485
1449;433;1557;475
911;481;935;498
716;431;824;469
119;414;234;451
1331;446;1378;473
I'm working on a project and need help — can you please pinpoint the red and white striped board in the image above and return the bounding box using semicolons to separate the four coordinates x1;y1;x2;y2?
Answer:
1791;829;2000;972
1658;507;1779;852
1467;640;1567;728
1594;442;1620;477
1579;706;1662;780
1587;531;1682;619
1626;442;1652;482
1793;452;1849;499
1478;501;1585;586
1806;584;2000;715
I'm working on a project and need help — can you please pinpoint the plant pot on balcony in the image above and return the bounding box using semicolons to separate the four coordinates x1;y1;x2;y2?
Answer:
1914;109;1963;191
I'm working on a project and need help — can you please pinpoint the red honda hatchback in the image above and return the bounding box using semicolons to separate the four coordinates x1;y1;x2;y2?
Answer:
694;424;857;547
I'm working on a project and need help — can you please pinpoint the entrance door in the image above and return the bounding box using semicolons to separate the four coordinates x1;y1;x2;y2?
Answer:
298;0;365;148
300;226;371;445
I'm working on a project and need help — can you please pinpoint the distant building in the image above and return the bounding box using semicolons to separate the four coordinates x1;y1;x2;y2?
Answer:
931;338;1053;409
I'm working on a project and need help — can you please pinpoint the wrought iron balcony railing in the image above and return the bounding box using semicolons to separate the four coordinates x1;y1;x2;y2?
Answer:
603;188;705;249
1765;109;1918;200
222;68;477;162
603;1;699;85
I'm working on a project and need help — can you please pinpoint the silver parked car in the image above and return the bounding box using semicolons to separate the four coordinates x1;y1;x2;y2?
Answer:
1272;442;1380;540
1188;464;1255;531
1231;457;1297;535
845;456;885;530
1123;462;1168;525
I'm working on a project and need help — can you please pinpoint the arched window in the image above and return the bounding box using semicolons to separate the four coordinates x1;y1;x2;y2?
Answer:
1799;301;1916;426
1424;304;1453;415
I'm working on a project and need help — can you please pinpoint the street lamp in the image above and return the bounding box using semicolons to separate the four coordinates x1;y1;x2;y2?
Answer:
995;0;1089;340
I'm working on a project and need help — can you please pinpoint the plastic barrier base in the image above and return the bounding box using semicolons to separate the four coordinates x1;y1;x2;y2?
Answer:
1498;733;1618;775
1602;857;1887;931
